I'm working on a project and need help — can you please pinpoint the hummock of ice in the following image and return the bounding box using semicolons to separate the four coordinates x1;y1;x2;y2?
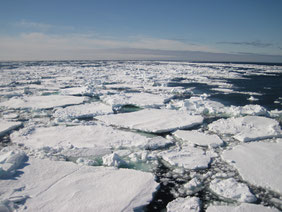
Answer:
11;125;155;155
209;178;257;203
0;149;27;178
173;130;224;148
0;95;85;109
160;145;212;170
222;142;282;194
0;120;22;137
102;153;127;167
206;203;280;212
166;196;201;212
101;92;172;109
53;102;113;121
0;157;158;211
208;116;282;142
96;109;203;133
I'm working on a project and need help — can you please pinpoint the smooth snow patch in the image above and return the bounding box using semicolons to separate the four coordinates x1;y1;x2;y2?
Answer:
160;145;212;170
166;196;201;212
206;203;279;212
222;142;282;194
0;120;22;137
0;95;85;109
209;178;257;203
208;116;282;142
53;102;113;121
0;157;158;211
96;109;203;133
173;130;223;148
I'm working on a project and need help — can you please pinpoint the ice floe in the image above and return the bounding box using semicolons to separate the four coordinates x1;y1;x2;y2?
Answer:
96;109;203;133
222;142;282;194
208;116;282;142
166;196;201;212
0;120;22;137
206;203;280;212
0;157;158;211
173;130;224;148
0;95;85;109
159;145;212;170
209;178;257;203
53;102;113;122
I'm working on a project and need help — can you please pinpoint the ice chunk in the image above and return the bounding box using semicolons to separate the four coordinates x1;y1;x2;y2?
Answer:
0;157;158;211
183;177;203;195
145;136;173;150
0;95;85;109
209;178;256;203
160;146;211;170
222;142;282;194
53;102;113;121
206;203;279;212
0;149;27;178
173;130;223;148
101;92;172;109
11;125;152;156
60;86;94;96
96;109;203;133
0;120;22;137
208;116;282;142
166;196;201;212
102;153;127;167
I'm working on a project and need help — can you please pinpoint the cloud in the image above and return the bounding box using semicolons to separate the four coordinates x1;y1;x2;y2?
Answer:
14;20;75;32
217;41;273;48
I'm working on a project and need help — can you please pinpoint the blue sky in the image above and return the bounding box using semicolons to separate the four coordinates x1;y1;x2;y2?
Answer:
0;0;282;62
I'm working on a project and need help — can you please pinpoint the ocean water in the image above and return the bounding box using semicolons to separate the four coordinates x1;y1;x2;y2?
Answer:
0;61;282;211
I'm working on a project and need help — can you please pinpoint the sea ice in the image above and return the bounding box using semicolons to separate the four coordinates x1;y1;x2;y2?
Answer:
0;95;85;109
60;86;94;96
222;142;282;194
160;145;212;170
0;149;27;178
96;109;203;133
173;130;224;148
53;102;113;121
209;178;257;203
144;136;173;150
0;120;22;137
208;116;282;142
166;196;201;212
102;153;127;167
206;203;279;212
101;92;171;109
0;157;158;211
11;125;152;155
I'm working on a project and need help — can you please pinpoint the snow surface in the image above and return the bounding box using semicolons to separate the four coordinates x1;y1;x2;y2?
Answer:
209;178;257;203
222;142;282;194
0;157;158;211
0;120;22;137
206;203;280;212
166;196;201;212
208;116;282;142
96;109;203;133
0;95;85;109
173;130;223;148
101;92;172;109
160;145;212;170
53;102;113;121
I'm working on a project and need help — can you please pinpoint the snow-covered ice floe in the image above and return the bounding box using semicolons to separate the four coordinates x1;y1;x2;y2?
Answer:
209;178;257;203
11;124;172;158
60;86;95;96
0;120;22;137
222;142;282;194
159;145;212;170
101;92;172;109
208;116;282;142
0;157;158;211
166;196;201;212
206;203;280;212
96;109;203;133
173;130;224;148
0;95;86;109
53;102;113;121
